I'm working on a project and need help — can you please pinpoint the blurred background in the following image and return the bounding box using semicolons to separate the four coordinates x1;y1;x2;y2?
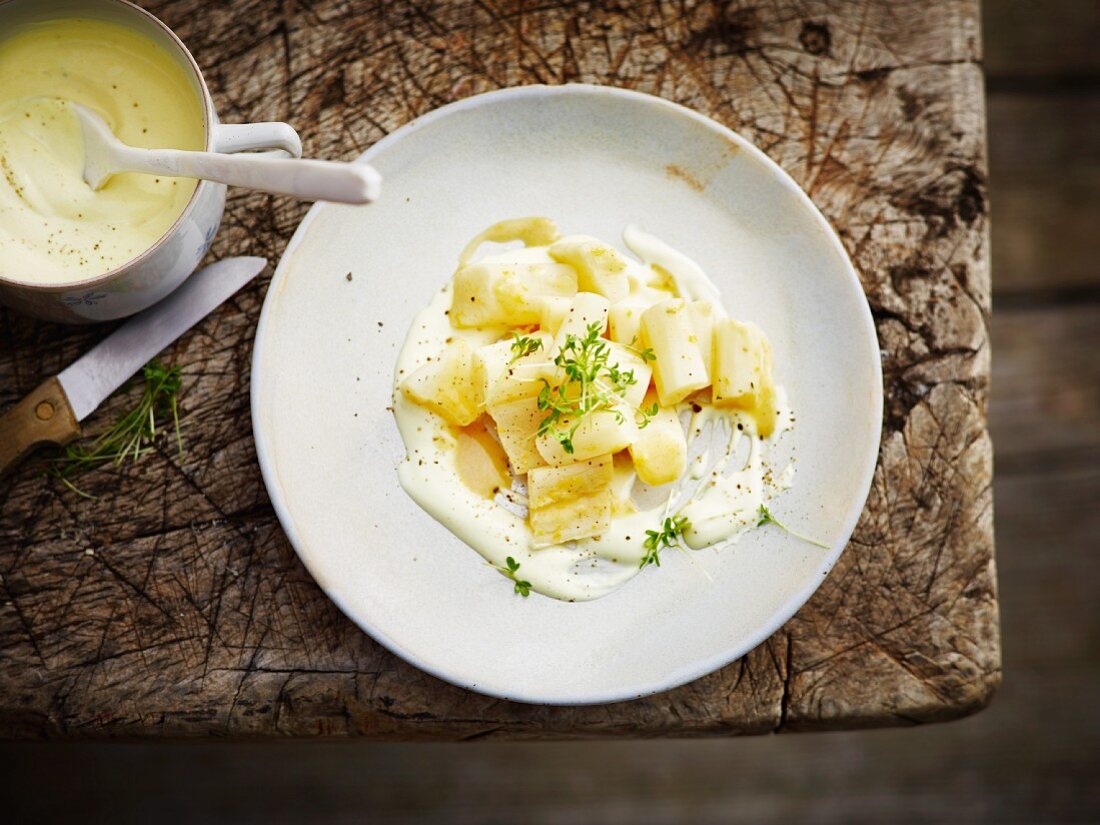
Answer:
1;1;1098;822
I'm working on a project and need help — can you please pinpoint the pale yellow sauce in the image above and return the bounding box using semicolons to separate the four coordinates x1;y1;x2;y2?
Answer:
0;18;205;283
393;228;796;601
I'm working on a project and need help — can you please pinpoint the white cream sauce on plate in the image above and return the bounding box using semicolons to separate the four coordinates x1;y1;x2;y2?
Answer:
393;227;794;601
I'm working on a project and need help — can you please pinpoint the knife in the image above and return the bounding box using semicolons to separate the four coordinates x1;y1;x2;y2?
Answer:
0;256;267;478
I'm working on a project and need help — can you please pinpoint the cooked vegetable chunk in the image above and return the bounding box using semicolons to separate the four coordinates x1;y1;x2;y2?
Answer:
475;331;553;404
552;291;611;352
629;391;686;486
537;295;573;336
549;236;630;303
535;405;638;467
712;318;778;437
639;299;710;406
451;257;577;328
608;300;645;348
455;418;511;498
609;451;639;515
605;342;653;409
528;455;613;545
688;300;717;379
487;395;547;474
399;340;482;426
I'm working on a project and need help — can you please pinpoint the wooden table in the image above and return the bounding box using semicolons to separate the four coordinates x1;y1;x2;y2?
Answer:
0;0;999;738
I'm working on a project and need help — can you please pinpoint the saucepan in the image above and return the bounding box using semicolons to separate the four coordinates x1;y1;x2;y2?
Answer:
0;0;365;323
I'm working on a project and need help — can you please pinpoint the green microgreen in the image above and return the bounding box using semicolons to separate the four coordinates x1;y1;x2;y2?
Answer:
640;514;691;568
536;322;640;454
48;360;184;498
757;505;830;548
508;332;543;363
497;555;532;597
625;336;656;363
636;402;660;429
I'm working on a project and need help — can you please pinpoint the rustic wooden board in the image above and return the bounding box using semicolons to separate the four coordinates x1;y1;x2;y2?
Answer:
0;0;999;738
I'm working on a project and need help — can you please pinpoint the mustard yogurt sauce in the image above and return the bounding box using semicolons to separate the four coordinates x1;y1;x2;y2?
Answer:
393;227;796;602
0;18;205;284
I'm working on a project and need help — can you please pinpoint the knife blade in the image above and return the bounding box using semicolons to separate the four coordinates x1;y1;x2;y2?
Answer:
59;256;266;420
0;256;267;477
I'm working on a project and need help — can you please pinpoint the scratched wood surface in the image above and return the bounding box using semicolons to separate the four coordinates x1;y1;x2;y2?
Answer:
0;0;998;738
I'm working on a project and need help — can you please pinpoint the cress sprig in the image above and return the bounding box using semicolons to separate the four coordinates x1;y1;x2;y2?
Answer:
626;335;657;365
536;322;655;454
496;555;532;597
508;332;543;363
48;360;184;498
757;505;829;548
640;514;691;568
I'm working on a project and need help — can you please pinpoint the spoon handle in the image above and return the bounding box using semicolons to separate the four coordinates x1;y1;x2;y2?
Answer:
111;146;381;204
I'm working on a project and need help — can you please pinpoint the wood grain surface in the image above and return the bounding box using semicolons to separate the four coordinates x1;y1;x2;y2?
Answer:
0;0;999;738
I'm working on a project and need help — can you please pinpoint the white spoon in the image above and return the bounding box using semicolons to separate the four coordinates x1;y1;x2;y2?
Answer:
73;104;381;204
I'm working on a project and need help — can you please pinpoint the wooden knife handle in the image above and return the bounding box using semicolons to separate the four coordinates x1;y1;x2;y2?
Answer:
0;377;81;478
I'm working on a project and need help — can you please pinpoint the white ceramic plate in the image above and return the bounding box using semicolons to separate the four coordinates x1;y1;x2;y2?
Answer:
251;85;882;705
